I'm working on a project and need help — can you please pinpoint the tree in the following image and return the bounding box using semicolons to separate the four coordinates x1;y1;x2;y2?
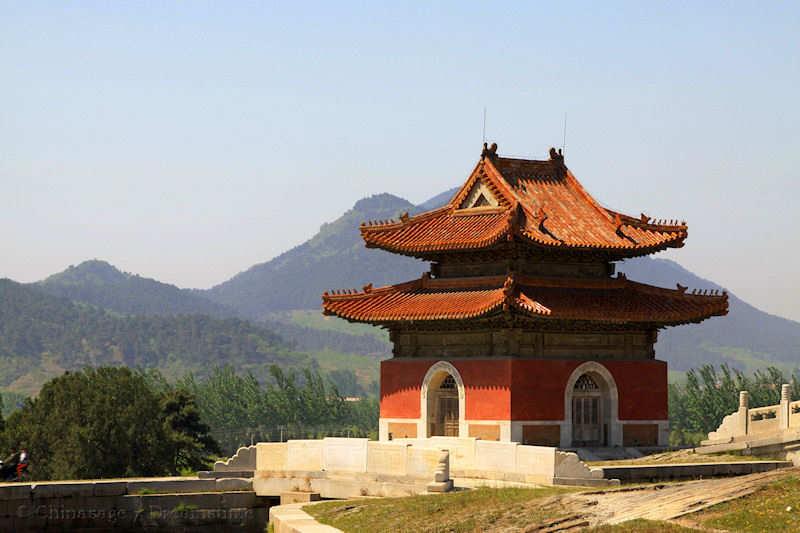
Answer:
1;367;218;480
161;388;220;474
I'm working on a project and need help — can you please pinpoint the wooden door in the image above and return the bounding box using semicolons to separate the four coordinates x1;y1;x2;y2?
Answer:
440;397;459;437
573;396;602;445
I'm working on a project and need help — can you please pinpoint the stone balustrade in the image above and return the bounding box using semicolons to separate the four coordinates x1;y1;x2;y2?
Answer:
241;436;614;498
703;384;797;445
393;437;609;486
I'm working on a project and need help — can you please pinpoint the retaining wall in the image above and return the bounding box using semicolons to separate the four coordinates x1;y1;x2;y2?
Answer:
0;476;272;532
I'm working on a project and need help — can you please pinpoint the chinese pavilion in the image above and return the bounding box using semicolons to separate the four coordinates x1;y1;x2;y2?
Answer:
322;143;728;448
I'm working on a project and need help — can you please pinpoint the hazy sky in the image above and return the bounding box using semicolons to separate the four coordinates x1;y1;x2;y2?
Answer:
2;2;799;321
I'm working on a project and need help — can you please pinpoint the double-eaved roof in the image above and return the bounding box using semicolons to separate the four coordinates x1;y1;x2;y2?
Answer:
361;146;687;259
323;144;728;329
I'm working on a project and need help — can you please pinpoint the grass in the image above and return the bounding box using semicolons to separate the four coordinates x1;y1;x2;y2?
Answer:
280;309;390;343
305;487;578;532
702;344;795;376
588;519;697;532
308;348;381;385
691;474;800;532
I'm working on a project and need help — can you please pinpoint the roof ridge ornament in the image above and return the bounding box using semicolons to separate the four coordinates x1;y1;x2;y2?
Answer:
502;272;516;312
421;271;431;289
481;142;498;159
506;203;523;241
548;146;565;164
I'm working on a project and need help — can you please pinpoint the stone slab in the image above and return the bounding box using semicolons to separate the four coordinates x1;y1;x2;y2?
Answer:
367;442;408;477
258;442;289;472
215;477;253;491
126;478;217;494
288;440;324;472
322;438;368;473
474;441;518;473
516;445;555;482
270;502;341;533
599;460;793;483
405;447;441;480
92;481;129;497
280;491;321;505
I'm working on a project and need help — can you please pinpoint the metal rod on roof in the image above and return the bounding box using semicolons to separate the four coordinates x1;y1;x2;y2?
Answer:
562;112;568;154
482;106;487;144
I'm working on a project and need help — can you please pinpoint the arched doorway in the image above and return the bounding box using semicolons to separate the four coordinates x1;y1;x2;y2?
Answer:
421;361;465;438
564;362;620;447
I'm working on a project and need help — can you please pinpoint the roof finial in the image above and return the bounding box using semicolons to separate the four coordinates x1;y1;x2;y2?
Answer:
481;141;498;159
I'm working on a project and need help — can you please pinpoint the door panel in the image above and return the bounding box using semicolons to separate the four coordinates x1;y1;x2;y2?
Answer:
573;396;602;445
440;397;459;437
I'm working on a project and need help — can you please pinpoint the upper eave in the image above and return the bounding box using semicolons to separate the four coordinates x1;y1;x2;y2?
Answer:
360;147;688;260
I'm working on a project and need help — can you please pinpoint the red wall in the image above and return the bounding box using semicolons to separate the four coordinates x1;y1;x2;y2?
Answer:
605;360;668;420
380;359;428;418
510;360;577;420
380;359;511;420
381;358;667;422
509;359;667;421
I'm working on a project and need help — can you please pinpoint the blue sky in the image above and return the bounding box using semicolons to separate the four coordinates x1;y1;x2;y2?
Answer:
2;2;799;320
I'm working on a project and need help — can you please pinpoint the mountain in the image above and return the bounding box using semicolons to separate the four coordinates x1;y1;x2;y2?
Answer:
411;187;459;214
37;260;235;318
35;260;391;360
205;193;427;319
0;278;312;395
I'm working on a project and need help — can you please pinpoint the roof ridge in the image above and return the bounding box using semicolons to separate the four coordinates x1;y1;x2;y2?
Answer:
356;147;689;259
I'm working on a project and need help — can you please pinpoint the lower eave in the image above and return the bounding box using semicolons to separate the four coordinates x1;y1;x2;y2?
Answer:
322;274;728;329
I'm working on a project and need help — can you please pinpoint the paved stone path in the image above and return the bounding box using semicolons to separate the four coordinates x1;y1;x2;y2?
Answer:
561;466;796;528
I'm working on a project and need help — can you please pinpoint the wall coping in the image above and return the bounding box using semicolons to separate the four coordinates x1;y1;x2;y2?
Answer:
269;502;342;533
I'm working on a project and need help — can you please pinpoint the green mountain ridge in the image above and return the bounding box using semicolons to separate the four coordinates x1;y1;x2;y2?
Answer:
37;259;237;318
0;278;313;395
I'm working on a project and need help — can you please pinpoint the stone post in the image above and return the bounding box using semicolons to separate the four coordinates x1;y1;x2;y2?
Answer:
780;384;791;431
427;449;453;493
738;390;750;437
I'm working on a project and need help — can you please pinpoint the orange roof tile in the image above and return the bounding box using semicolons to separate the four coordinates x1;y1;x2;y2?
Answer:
361;147;687;259
322;274;728;327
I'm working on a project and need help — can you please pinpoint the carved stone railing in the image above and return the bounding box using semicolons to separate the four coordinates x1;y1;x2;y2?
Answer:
213;445;257;472
703;385;795;445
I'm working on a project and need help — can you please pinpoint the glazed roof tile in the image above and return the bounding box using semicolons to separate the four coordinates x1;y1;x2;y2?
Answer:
361;148;687;259
322;274;728;327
